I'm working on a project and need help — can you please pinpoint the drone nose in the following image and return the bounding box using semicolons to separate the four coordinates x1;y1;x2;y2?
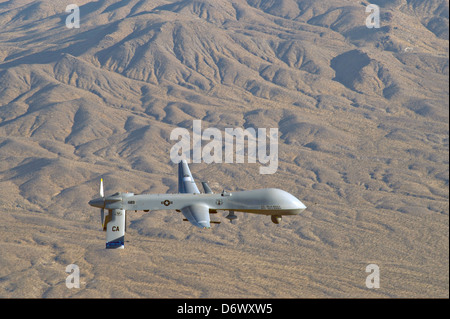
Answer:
88;197;105;208
298;200;307;210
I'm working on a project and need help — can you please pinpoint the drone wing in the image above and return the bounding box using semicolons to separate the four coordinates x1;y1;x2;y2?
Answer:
181;204;210;228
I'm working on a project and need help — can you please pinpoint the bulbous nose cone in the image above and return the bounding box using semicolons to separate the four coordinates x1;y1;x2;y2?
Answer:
265;188;307;210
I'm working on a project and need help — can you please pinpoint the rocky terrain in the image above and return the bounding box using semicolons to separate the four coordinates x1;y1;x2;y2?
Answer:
0;0;448;297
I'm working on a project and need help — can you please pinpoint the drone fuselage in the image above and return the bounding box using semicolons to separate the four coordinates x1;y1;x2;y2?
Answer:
89;188;306;216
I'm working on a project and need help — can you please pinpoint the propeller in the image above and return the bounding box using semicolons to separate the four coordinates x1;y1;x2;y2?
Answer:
89;178;121;229
100;178;105;227
100;178;104;198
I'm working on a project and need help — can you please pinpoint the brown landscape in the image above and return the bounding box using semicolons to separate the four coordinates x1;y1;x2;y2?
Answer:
0;0;448;298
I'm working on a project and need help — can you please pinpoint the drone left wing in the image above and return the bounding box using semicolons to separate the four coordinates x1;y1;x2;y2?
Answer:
181;204;210;228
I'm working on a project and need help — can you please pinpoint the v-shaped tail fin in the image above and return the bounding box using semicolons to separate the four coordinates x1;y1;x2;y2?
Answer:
178;160;200;194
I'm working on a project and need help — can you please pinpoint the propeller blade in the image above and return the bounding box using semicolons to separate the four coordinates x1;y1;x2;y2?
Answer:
101;208;105;227
100;178;104;198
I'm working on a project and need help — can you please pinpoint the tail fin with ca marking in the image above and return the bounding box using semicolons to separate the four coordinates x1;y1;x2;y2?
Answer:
105;209;126;249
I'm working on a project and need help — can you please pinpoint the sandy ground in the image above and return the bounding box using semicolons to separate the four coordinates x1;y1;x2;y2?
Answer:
1;202;447;298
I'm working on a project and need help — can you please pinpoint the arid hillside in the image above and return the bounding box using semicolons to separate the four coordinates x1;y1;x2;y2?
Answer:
0;0;448;298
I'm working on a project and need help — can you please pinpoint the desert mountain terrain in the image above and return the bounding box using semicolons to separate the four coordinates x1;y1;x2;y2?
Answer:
0;0;448;298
